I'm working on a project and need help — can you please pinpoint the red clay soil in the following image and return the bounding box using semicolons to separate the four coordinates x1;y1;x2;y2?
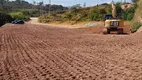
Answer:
0;23;142;80
81;24;131;34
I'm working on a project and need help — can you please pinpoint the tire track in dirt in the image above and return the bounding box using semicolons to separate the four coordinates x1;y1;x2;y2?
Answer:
28;39;103;79
9;25;64;79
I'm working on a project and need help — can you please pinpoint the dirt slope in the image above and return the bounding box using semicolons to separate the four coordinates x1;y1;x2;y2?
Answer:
133;0;142;23
0;23;142;80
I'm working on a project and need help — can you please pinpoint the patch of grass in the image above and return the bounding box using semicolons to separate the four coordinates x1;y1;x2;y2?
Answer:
131;22;142;33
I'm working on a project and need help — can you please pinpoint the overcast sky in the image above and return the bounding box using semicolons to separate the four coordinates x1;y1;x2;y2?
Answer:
10;0;132;6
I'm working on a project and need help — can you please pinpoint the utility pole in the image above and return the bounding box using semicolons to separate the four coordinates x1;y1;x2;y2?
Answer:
32;0;35;9
0;0;4;10
83;2;86;8
124;0;126;3
49;0;51;16
42;0;44;16
39;0;43;16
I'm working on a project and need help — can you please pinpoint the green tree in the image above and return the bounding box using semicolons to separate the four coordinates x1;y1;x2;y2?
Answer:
65;12;72;20
106;5;112;14
89;7;100;20
88;7;107;21
115;2;123;18
132;0;136;4
121;7;135;20
70;4;81;14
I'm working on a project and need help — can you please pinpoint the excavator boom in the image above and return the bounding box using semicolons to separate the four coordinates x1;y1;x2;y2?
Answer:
112;1;117;18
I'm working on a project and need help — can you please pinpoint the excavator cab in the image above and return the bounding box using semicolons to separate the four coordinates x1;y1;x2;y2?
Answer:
104;14;113;20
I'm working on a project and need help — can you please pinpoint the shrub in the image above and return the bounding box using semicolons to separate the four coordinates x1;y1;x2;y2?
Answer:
21;10;30;16
0;12;13;26
127;13;134;20
10;12;30;21
131;22;142;32
64;12;72;20
39;15;51;23
70;4;81;14
21;9;40;17
88;7;105;21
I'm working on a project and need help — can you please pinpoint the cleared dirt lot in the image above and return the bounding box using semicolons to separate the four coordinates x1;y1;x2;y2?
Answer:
0;23;142;80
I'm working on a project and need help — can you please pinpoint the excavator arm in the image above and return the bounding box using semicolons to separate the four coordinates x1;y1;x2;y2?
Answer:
112;1;117;18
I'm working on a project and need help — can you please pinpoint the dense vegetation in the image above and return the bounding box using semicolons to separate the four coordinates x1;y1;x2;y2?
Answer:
39;4;111;23
115;2;135;20
0;0;67;26
0;12;13;26
39;2;135;23
10;12;30;21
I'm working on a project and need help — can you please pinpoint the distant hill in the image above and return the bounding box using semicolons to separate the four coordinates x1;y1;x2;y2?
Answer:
0;0;68;13
100;3;109;5
66;6;72;9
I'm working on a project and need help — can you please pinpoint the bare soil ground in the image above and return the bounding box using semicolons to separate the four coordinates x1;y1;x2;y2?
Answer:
29;17;103;29
29;17;131;34
0;23;142;80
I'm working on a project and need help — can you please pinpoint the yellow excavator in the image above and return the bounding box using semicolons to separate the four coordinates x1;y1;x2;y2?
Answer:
103;1;124;34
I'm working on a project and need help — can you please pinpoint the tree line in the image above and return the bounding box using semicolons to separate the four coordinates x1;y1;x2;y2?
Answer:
0;0;68;26
0;0;67;13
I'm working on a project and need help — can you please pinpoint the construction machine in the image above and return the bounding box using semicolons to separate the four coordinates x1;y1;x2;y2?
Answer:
103;1;124;34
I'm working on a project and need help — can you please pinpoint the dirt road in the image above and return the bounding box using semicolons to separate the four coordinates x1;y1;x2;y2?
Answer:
0;23;142;80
